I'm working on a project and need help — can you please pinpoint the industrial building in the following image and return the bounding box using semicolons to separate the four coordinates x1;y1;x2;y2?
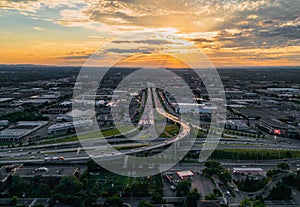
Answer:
48;120;93;135
233;168;264;174
259;118;298;138
0;121;48;143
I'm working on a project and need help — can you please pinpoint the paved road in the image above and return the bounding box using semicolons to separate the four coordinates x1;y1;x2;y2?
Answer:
1;87;300;169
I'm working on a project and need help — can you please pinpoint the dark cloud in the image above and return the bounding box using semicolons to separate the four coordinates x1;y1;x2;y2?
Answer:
259;20;275;27
210;0;300;50
111;40;132;44
188;38;213;43
62;55;90;60
260;25;300;39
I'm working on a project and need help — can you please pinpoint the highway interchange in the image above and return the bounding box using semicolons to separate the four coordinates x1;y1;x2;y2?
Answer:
1;87;300;206
0;87;300;166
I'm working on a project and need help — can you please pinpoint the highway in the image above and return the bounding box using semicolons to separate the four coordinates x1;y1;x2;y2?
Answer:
0;86;191;164
1;87;300;166
1;87;299;207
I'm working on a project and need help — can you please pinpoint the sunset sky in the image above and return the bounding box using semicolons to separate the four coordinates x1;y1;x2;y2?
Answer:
0;0;299;68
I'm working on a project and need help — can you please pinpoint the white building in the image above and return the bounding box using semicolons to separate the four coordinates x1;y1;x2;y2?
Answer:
48;120;93;134
225;120;249;131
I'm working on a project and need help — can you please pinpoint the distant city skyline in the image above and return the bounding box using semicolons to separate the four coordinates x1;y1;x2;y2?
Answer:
0;0;299;68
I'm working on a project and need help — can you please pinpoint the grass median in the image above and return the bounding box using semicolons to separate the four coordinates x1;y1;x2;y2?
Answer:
210;149;300;160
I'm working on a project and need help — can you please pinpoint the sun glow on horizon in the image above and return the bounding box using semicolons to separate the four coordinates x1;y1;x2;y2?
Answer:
0;0;299;68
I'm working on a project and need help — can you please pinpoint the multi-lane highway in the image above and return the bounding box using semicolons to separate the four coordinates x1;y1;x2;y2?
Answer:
1;87;300;165
0;86;191;164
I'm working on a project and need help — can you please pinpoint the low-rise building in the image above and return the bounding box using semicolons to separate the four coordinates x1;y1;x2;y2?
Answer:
48;120;93;134
176;170;194;180
233;168;264;174
0;120;9;127
259;118;298;138
44;107;70;114
0;121;48;142
225;119;249;131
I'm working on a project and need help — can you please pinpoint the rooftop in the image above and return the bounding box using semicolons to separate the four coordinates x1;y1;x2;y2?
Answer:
176;170;194;179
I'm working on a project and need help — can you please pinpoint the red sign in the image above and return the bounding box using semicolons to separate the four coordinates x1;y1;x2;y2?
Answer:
274;129;281;135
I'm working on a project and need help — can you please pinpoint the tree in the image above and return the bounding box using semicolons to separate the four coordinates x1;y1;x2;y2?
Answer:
151;192;163;204
87;160;104;172
125;181;150;197
104;194;124;207
85;193;98;206
205;193;217;200
277;163;289;171
203;161;223;176
283;173;300;188
185;188;200;207
10;196;18;206
138;200;154;207
36;183;51;197
9;176;33;197
266;170;278;178
176;180;191;196
240;198;251;207
253;200;265;207
54;176;83;195
213;188;222;197
90;185;101;196
219;170;232;183
286;151;292;158
268;181;292;200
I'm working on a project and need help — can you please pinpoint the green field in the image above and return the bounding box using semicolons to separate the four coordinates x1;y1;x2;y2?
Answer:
43;126;138;144
158;124;180;138
78;126;136;140
88;171;131;197
87;170;162;197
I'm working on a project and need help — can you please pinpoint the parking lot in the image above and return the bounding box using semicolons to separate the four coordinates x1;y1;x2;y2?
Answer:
162;171;215;197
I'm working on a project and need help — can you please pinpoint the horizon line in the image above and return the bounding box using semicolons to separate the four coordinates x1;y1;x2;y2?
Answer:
0;63;300;70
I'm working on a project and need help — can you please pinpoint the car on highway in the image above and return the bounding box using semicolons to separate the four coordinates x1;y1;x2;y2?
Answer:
44;157;52;161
